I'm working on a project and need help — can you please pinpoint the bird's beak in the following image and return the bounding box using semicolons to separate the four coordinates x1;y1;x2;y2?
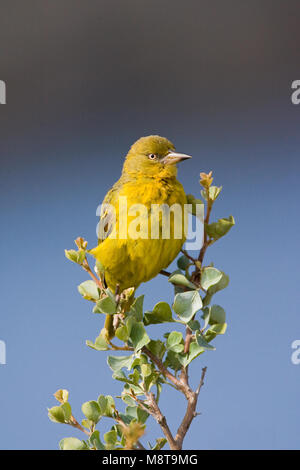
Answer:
162;152;192;165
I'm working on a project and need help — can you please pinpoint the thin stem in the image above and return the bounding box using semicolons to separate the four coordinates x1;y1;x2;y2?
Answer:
185;195;213;355
69;416;91;437
181;249;197;263
82;259;104;290
109;341;133;351
160;269;171;277
142;347;191;399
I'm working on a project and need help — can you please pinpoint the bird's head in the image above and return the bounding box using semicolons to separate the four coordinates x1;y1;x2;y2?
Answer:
123;135;192;178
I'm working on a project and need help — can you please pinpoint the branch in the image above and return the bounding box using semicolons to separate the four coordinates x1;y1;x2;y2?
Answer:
196;366;207;395
185;193;213;355
197;195;213;266
142;347;192;399
108;342;133;351
160;269;171;277
181;249;197;263
130;391;177;449
144;392;179;450
69;415;91;437
174;367;207;449
82;258;104;290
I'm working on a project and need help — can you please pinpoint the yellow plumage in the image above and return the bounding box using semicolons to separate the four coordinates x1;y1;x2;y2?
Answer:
90;135;191;292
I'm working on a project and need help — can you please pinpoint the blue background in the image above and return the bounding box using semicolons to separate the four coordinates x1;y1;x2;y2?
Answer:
1;0;300;449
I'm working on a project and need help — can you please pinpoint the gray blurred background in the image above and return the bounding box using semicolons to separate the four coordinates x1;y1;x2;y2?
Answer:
1;0;300;449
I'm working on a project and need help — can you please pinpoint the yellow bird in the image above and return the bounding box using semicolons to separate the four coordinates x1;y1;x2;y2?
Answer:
90;135;192;293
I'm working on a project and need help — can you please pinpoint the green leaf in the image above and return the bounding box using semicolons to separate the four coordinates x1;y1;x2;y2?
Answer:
59;437;88;450
54;389;69;404
151;438;168;450
164;350;182;372
173;290;202;323
136;408;149;424
89;430;105;450
78;280;100;301
77;249;86;264
168;271;196;290
112;370;131;383
143;371;159;392
201;267;222;290
171;344;184;353
81;419;93;430
201;185;222;201
205;215;235;240
105;396;116;417
61;402;72;421
97;395;108;414
97;395;115;417
48;404;70;424
186;194;204;216
95;259;105;274
86;333;109;351
187;341;205;363
129;320;150;351
129;368;141;384
209;305;226;324
115;324;129;341
202;271;229;306
93;295;117;314
81;401;101;423
122;393;137;406
128;295;144;322
124;406;138;422
124;382;144;395
125;406;149;424
147;340;166;360
65;249;82;264
212;323;227;334
177;254;190;270
144;302;174;326
103;429;117;448
166;331;183;352
141;363;152;377
187;319;201;331
205;323;227;343
208;272;229;295
209;185;222;201
201;307;211;329
195;330;216;350
107;354;134;372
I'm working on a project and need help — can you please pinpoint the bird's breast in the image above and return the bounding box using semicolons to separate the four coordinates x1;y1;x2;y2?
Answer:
93;176;187;290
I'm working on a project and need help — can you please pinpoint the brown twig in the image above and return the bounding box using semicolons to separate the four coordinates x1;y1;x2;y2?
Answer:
181;249;197;263
142;347;192;398
174;367;207;449
183;326;193;355
109;341;133;351
160;269;171;277
69;415;91;437
82;259;104;290
144;392;179;450
197;198;213;265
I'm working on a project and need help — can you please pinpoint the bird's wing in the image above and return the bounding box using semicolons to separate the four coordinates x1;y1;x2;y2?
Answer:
97;180;121;243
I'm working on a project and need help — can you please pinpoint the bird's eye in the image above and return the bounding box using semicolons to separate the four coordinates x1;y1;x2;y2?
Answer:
148;154;157;160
